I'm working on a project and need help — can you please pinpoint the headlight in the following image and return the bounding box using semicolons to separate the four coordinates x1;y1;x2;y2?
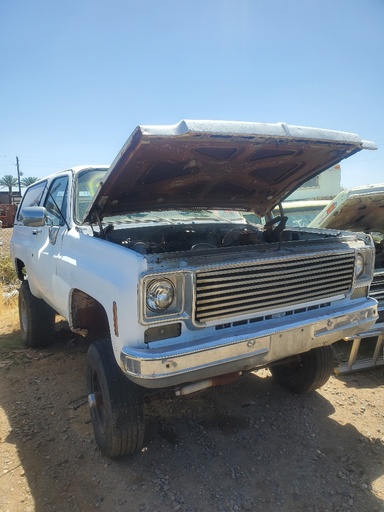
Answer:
355;253;365;278
146;279;175;312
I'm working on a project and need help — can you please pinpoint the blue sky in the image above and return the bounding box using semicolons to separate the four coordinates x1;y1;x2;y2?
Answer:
1;0;383;191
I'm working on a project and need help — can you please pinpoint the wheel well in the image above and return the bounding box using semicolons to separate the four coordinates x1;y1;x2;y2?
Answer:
15;259;26;281
71;289;110;339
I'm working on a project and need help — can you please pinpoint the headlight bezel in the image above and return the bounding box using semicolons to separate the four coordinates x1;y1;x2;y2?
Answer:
141;273;186;323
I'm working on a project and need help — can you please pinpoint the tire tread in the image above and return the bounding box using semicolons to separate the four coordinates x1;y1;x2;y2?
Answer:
19;281;55;347
87;340;145;458
270;345;334;394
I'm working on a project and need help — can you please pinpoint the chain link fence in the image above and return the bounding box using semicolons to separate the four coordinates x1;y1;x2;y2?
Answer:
0;227;12;258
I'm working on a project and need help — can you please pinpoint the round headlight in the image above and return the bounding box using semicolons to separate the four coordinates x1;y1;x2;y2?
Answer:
355;253;365;278
146;279;175;312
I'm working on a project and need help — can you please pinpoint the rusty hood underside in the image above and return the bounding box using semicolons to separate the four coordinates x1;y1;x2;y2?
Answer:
86;120;376;221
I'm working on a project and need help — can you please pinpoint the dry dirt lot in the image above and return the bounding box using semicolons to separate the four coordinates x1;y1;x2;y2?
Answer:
1;324;384;512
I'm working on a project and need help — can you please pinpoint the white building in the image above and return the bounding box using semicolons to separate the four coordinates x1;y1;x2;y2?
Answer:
287;164;341;201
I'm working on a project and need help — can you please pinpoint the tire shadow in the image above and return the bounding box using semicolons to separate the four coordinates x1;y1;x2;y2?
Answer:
1;343;384;512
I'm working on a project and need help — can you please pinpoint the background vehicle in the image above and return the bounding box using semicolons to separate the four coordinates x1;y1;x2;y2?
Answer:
310;184;384;372
276;199;330;227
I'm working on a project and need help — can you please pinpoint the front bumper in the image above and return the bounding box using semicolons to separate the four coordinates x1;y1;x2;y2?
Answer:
120;298;378;388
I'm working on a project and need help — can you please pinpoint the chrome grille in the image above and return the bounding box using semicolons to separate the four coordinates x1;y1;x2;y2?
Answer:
370;270;384;303
195;252;355;323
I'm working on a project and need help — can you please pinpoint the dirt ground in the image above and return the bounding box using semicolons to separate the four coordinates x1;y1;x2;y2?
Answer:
1;322;384;512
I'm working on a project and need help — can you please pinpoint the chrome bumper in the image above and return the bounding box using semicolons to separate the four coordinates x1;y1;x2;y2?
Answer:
120;299;378;388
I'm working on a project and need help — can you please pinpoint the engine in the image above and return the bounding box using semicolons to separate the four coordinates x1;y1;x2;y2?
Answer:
104;222;266;254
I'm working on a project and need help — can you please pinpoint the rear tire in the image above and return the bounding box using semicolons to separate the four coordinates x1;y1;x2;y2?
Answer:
269;345;334;394
18;281;56;347
86;340;145;458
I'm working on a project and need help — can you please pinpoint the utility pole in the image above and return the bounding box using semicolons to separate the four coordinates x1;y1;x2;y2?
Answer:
16;156;21;195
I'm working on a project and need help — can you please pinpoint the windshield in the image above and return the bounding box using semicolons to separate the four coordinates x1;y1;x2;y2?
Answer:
279;206;327;227
244;206;326;228
75;168;256;227
75;168;109;223
103;209;249;225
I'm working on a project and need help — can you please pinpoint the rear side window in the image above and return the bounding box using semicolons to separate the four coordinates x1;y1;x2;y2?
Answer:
17;181;47;221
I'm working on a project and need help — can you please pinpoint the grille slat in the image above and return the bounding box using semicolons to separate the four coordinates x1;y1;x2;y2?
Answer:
197;276;352;305
197;253;352;279
197;263;352;290
195;252;355;322
197;268;352;297
196;289;345;320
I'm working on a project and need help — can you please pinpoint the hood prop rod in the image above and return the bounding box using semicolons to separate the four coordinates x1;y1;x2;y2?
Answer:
89;207;106;239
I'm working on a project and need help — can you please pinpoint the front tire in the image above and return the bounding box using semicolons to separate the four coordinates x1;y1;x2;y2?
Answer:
86;340;145;458
269;346;334;394
18;281;56;347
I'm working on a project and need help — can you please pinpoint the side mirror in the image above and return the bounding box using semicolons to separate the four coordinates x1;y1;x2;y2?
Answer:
20;206;47;227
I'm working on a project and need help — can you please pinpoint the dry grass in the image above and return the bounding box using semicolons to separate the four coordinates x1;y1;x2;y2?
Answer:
0;255;17;285
0;229;21;350
0;286;22;351
0;290;19;330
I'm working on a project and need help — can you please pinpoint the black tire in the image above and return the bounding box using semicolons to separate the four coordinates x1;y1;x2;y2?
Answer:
86;340;145;458
269;345;334;394
18;280;56;347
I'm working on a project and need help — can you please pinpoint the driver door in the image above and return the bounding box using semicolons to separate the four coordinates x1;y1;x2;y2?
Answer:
29;175;69;308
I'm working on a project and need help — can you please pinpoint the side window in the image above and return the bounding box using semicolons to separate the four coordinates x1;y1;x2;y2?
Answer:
43;176;69;226
17;181;47;221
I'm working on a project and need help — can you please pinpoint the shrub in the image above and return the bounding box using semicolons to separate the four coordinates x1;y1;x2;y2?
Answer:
0;255;18;286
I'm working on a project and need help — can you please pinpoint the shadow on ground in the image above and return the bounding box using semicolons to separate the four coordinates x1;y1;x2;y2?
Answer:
1;333;384;512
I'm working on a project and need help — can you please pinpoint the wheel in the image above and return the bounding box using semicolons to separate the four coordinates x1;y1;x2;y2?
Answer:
269;346;334;394
18;280;56;347
86;340;145;458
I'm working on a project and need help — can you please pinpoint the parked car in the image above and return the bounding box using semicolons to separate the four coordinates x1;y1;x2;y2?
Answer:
10;120;378;457
244;199;330;227
276;199;331;227
310;183;384;372
310;183;384;317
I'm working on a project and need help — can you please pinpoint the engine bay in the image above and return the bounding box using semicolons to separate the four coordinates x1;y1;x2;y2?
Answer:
101;218;337;255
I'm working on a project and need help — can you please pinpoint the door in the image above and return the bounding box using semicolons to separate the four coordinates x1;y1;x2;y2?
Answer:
28;175;69;308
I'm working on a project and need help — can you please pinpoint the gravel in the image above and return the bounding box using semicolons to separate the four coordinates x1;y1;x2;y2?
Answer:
1;336;384;512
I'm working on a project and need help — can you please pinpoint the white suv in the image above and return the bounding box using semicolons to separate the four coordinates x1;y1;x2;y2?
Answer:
11;120;378;457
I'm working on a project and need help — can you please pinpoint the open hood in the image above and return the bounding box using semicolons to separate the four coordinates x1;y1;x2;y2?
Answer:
86;120;376;221
310;184;384;233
